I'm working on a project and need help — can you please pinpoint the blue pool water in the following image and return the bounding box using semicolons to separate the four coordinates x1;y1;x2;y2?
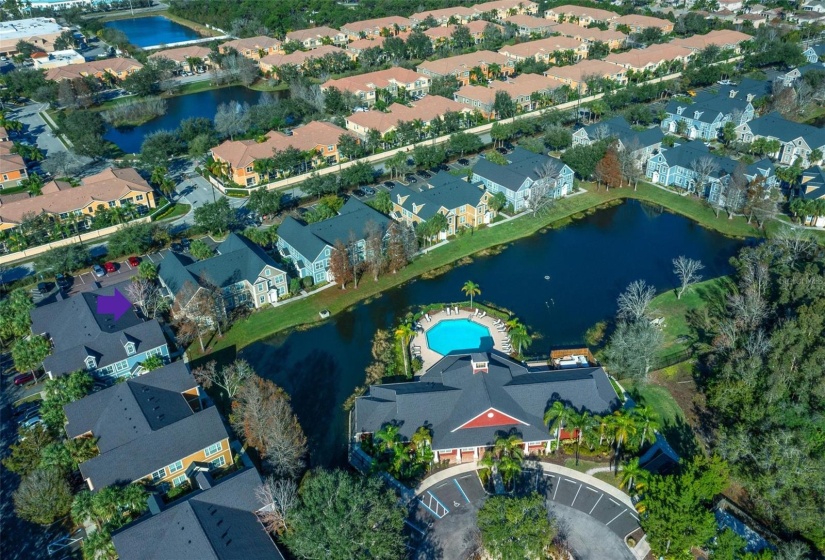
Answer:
426;319;494;356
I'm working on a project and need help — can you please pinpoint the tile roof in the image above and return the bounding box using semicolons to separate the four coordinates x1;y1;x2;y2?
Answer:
158;233;285;304
286;26;342;42
345;36;385;52
604;44;693;69
322;67;427;94
467;20;499;35
355;352;619;450
505;14;554;28
410;6;478;22
550;22;627;43
112;468;284;560
499;35;584;60
220;35;281;52
44;57;143;81
31;281;167;377
259;44;345;68
0;152;25;172
278;198;391;262
394;172;486;219
475;0;539;13
456;73;564;106
543;58;626;84
670;29;752;51
545;5;620;20
0;166;151;226
418;50;511;75
346;95;468;134
149;45;211;63
210;120;348;169
473;147;565;192
341;16;412;34
613;14;672;29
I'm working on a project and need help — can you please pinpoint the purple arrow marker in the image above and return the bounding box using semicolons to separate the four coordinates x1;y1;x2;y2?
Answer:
97;288;132;321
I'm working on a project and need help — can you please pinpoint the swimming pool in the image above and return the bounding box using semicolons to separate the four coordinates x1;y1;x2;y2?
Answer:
426;319;494;356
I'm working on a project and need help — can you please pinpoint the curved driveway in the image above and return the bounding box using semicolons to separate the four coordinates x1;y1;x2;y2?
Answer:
409;461;641;560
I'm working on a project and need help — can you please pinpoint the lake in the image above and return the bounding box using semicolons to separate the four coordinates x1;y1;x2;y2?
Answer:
103;15;200;48
239;200;747;468
104;86;270;154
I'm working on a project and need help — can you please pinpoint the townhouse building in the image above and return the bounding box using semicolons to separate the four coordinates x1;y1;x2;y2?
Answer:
0;142;27;189
0;167;155;232
802;43;824;63
661;80;762;141
550;22;627;50
158;233;288;311
285;26;348;48
670;29;752;55
543;5;620;26
798;166;825;227
148;45;213;73
472;147;574;212
612;14;674;34
410;6;478;26
391;172;494;239
604;43;694;73
345;95;470;138
63;361;233;492
504;14;557;36
543;58;627;91
44;57;143;82
572;116;664;164
418;50;515;85
277;198;391;284
453;73;566;117
340;16;412;40
498;35;588;63
219;35;282;58
473;0;539;19
322;67;431;106
735;112;825;167
209;120;349;186
31;281;170;379
258;44;346;77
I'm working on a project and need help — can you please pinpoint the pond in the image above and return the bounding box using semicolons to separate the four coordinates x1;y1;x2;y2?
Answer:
104;86;271;154
239;200;747;468
103;16;200;48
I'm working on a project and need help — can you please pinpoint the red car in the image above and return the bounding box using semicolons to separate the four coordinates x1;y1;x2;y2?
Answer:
14;372;34;386
103;261;117;273
127;256;141;268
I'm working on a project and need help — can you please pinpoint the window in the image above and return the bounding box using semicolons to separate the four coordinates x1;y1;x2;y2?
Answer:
108;201;117;208
151;467;166;481
172;474;187;487
2;175;7;181
136;195;144;201
168;460;183;474
85;356;97;369
115;360;129;372
327;145;334;152
265;268;271;276
259;295;265;303
204;442;223;457
124;342;135;356
257;283;264;292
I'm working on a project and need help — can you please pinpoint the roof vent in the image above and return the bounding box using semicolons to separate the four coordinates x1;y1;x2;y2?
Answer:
471;353;489;374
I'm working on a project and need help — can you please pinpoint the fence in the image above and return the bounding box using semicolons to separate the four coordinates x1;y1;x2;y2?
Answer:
0;216;152;266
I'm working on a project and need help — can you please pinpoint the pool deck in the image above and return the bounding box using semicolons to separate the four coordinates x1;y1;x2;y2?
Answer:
411;307;513;373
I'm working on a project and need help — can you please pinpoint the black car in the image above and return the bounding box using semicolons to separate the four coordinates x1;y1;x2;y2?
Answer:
458;158;470;166
170;242;183;253
383;181;394;188
180;238;191;249
353;189;366;197
404;175;417;183
12;401;39;419
36;282;50;295
418;170;431;179
55;273;70;289
497;147;509;155
503;142;515;151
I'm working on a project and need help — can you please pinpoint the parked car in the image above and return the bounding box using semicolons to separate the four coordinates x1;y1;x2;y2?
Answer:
103;261;117;273
383;181;395;188
458;158;470;166
497;147;509;155
20;416;42;429
13;372;34;386
404;174;417;183
363;187;376;196
55;273;70;289
170;242;183;253
35;282;50;295
127;256;140;267
92;264;105;277
418;170;431;179
17;407;40;424
180;238;191;250
13;402;39;419
353;189;366;197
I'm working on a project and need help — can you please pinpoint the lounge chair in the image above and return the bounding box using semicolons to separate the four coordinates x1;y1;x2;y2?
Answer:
446;307;451;316
425;314;431;322
454;306;459;315
474;308;480;316
492;319;502;326
479;311;486;318
413;345;421;351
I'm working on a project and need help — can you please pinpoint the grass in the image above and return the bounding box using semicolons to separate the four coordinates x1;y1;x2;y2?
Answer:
153;202;191;221
621;380;685;426
563;458;606;473
0;185;29;196
648;276;732;355
188;178;825;359
248;81;290;92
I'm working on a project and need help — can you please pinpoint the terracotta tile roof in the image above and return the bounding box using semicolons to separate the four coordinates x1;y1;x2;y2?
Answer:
211;121;349;169
545;5;620;21
604;44;693;69
286;26;343;43
506;14;555;28
341;16;412;34
418;50;512;76
544;59;626;84
475;0;539;13
456;73;565;106
410;7;477;22
670;29;752;51
467;20;499;35
44;57;143;81
0;126;8;139
346;36;386;52
149;45;211;63
347;95;468;134
221;35;281;52
41;180;73;194
0;167;151;226
613;14;672;30
322;67;428;94
260;45;344;68
499;36;584;59
424;26;456;40
551;22;627;43
0;152;25;172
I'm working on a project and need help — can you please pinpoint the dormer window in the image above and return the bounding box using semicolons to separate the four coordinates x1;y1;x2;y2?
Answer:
85;355;97;369
124;342;136;356
694;111;702;120
676;106;684;115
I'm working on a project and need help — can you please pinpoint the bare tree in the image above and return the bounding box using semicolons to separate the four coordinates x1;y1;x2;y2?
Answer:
256;476;298;534
347;232;362;289
673;256;705;300
589;124;611;141
214;101;251;140
193;359;254;398
603;320;663;381
125;278;167;319
771;225;815;267
689;156;719;196
528;160;561;216
724;164;748;217
329;240;352;289
617;138;643;190
232;377;307;478
364;221;385;281
617;280;656;322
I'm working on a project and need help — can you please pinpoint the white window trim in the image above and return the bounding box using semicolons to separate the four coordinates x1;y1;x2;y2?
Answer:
168;460;184;474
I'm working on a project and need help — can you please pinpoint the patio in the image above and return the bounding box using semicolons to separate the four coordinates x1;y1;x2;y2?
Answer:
410;307;514;372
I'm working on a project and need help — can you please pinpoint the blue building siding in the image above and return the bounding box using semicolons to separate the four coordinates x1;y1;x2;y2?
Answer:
96;344;170;380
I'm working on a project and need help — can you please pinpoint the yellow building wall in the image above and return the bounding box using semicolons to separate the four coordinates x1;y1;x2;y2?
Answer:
136;437;233;487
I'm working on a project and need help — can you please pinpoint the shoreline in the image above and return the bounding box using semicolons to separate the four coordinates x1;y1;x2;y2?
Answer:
95;10;224;38
187;181;788;361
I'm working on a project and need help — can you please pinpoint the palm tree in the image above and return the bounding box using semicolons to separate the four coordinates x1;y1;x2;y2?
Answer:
611;409;638;463
395;323;415;377
375;423;403;454
618;458;649;495
120;484;148;515
789;198;812;224
498;454;522;488
566;410;596;465
411;426;433;465
544;401;570;453
488;62;501;80
493;433;524;461
469;66;484;85
150;165;168;187
505;317;523;331
81;527;117;560
632;405;660;447
71;490;101;529
461;280;481;308
508;325;532;356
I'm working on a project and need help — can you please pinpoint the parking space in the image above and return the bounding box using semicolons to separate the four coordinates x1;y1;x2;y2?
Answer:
66;250;172;296
540;471;640;539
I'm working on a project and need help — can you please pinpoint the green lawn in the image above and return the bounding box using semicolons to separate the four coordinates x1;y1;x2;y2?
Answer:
648;276;732;355
153;202;191;221
621;381;684;426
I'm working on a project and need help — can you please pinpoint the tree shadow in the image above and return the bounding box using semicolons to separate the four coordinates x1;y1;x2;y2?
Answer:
659;416;700;460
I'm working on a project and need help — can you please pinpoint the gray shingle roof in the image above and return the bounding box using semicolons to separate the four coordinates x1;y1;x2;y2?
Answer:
802;165;825;200
31;282;167;377
355;352;619;451
582;116;663;148
78;404;229;490
656;140;774;180
112;468;284;560
278;198;391;260
472;147;561;193
395;172;486;220
744;112;825;146
158;233;285;302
